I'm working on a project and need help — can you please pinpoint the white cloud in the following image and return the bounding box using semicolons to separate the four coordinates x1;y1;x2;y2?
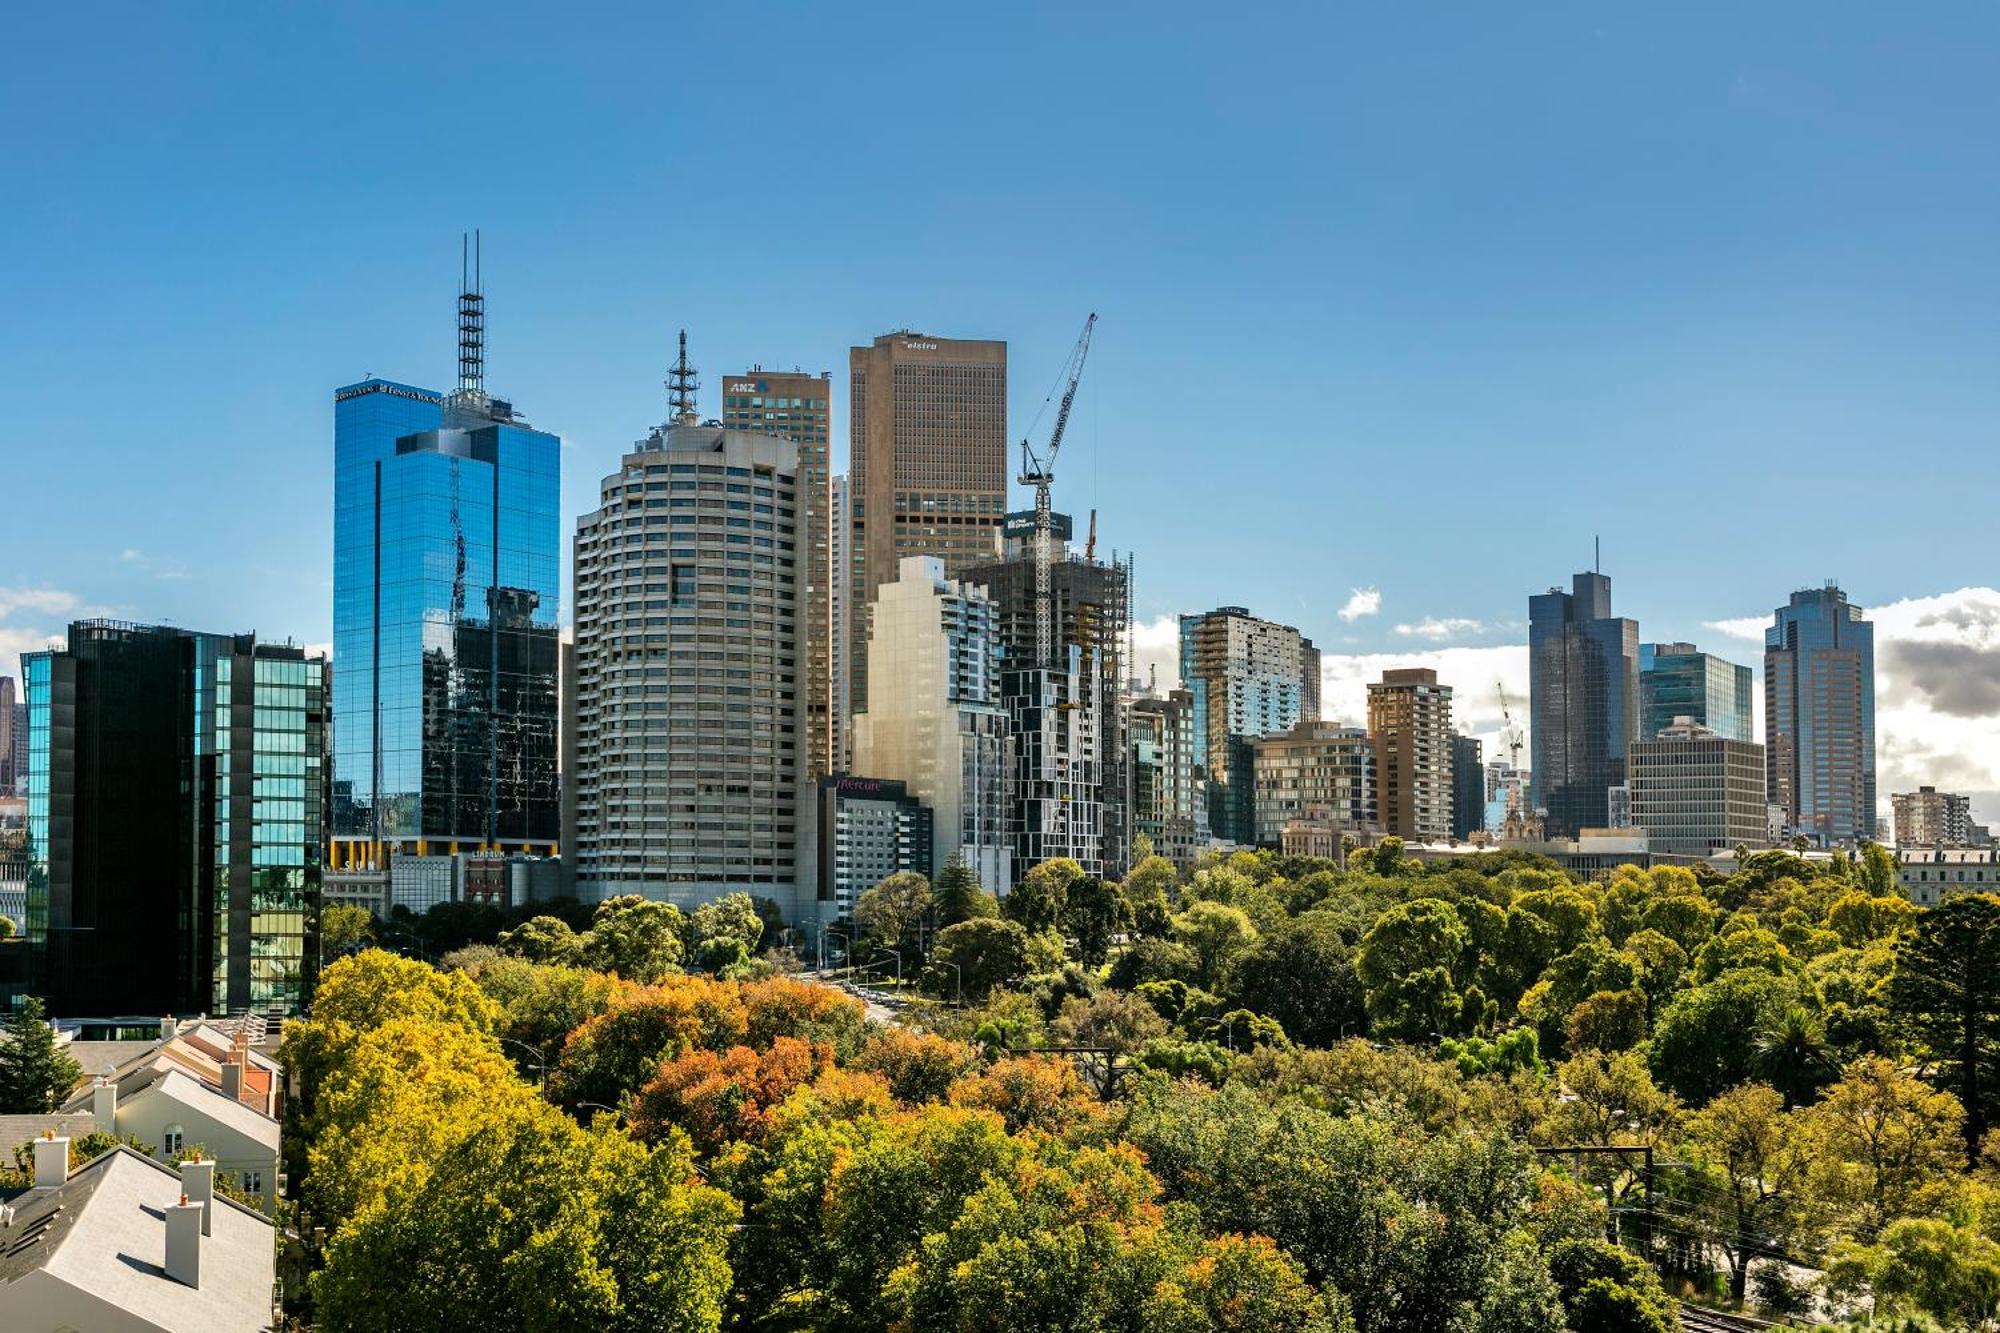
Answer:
1319;643;1531;766
0;587;80;621
1131;615;1182;694
1395;617;1486;642
301;642;333;661
120;548;143;563
1705;615;1767;643
1337;588;1381;622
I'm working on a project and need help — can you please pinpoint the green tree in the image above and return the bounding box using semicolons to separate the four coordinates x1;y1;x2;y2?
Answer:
1122;853;1180;938
1683;1083;1813;1303
1232;913;1367;1047
498;914;585;966
1827;1218;2000;1329
1564;989;1649;1053
1803;1055;1963;1234
320;902;376;956
854;871;933;951
1647;967;1803;1104
1058;874;1128;966
1859;841;1899;897
1752;1005;1838;1107
1890;893;2000;1163
581;895;687;982
1173;900;1259;991
934;853;999;926
1007;858;1084;934
688;892;765;956
0;997;83;1114
1356;898;1468;1040
932;917;1032;1001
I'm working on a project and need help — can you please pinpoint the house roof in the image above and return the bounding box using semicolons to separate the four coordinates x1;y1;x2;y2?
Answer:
142;1069;279;1152
0;1115;97;1185
0;1146;275;1332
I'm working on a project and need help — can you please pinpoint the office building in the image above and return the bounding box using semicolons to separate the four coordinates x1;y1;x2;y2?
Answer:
0;675;18;795
23;621;326;1016
1894;786;1974;848
1765;584;1877;843
1132;688;1203;864
966;518;1131;879
1627;718;1768;857
1179;607;1320;845
722;367;836;780
847;331;1007;715
816;775;933;920
571;409;808;914
852;556;1013;893
1529;571;1640;838
1367;668;1455;842
1484;762;1531;836
1451;734;1484;840
1640;642;1754;742
330;266;561;875
1251;720;1376;849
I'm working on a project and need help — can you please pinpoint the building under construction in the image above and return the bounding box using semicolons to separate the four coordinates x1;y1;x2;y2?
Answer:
965;513;1132;881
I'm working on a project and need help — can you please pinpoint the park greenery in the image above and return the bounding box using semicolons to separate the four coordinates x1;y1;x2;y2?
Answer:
268;840;2000;1331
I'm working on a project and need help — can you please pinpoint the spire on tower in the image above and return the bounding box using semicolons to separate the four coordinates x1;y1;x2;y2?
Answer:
458;231;485;394
667;329;700;426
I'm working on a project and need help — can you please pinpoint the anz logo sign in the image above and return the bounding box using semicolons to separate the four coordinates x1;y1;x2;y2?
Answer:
727;381;767;394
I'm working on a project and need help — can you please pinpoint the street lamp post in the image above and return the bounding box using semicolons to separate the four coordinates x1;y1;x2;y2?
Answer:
496;1036;549;1084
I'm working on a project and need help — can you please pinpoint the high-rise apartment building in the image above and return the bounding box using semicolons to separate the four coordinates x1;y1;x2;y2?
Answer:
847;332;1007;716
1366;668;1455;842
850;556;1012;893
722;368;835;780
330;274;560;874
1529;571;1639;838
1639;642;1753;742
1451;734;1485;840
1893;785;1973;848
1251;720;1376;849
1132;688;1203;864
966;521;1131;879
571;419;808;913
829;474;852;771
23;621;326;1015
1628;717;1768;857
1179;607;1320;846
1765;584;1876;844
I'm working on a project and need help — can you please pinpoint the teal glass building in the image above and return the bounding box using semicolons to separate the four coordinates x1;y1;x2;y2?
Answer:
23;623;326;1015
1639;642;1754;742
330;377;561;872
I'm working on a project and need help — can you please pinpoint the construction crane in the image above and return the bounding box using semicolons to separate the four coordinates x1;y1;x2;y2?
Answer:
1018;312;1097;670
1495;679;1524;769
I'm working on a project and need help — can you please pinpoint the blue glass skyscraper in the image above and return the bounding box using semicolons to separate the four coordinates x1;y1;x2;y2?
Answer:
1765;584;1876;844
330;263;560;871
1639;642;1754;742
1529;571;1639;839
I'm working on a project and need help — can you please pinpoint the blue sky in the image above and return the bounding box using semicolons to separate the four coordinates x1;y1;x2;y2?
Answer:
6;4;2000;816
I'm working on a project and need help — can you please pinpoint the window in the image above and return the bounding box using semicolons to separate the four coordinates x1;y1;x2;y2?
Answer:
163;1126;184;1156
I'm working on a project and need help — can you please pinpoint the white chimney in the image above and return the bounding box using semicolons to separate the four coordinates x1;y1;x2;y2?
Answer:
179;1156;215;1236
32;1135;69;1189
165;1194;203;1288
93;1077;117;1134
159;1015;176;1041
220;1060;243;1102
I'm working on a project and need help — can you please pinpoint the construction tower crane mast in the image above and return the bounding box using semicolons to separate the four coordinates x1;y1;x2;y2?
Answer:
1018;312;1097;670
1495;679;1524;769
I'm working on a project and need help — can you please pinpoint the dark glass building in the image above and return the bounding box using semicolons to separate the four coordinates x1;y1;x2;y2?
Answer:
1639;642;1753;742
1450;733;1484;840
330;360;560;872
22;622;327;1016
1765;584;1876;844
1529;571;1639;839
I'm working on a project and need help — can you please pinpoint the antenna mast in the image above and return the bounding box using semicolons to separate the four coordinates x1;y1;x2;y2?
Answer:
668;329;700;425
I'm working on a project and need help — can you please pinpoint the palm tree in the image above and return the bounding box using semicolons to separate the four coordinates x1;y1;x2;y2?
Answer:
1752;1005;1837;1107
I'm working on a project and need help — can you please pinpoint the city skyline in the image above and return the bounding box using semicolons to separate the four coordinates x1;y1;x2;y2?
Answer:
5;5;2000;821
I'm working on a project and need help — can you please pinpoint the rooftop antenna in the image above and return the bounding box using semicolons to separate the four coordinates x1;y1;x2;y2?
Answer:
668;329;700;425
1593;534;1601;573
458;231;484;394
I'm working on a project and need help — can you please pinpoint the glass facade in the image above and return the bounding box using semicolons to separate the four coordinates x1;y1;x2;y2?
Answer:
22;622;326;1016
1639;643;1754;742
1765;585;1876;843
331;381;560;867
1529;572;1640;839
